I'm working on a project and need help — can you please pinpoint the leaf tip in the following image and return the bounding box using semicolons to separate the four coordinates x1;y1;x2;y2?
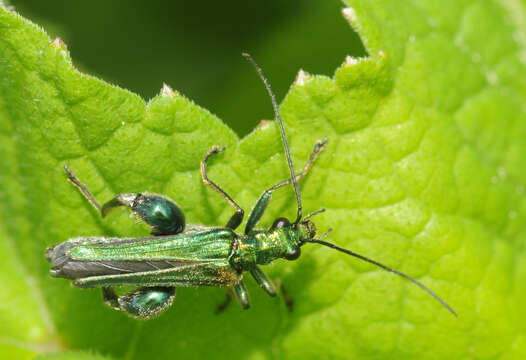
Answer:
344;55;359;66
257;119;271;130
294;69;311;86
0;2;13;11
51;37;67;51
341;7;357;22
160;83;178;97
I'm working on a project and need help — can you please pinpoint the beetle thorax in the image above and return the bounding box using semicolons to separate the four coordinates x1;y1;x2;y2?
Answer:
232;227;301;269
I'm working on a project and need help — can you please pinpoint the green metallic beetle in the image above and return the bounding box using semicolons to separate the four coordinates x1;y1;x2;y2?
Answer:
46;54;457;319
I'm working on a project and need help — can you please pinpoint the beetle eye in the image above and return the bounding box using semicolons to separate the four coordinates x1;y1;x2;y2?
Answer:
284;247;301;261
271;217;290;229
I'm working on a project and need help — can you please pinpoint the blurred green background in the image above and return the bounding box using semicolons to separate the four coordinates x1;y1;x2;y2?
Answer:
10;0;365;136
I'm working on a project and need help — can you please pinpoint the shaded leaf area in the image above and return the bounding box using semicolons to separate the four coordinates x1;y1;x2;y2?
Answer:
11;0;365;136
35;351;113;360
0;1;525;360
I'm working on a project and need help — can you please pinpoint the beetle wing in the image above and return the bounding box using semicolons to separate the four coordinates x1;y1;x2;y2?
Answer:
47;227;238;281
65;227;235;262
73;259;240;288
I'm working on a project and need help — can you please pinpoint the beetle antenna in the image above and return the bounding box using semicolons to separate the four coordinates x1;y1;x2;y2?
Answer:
304;208;326;221
317;228;333;241
303;238;457;317
242;53;303;224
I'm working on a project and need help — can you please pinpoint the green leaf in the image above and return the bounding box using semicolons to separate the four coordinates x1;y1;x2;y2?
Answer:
0;1;525;360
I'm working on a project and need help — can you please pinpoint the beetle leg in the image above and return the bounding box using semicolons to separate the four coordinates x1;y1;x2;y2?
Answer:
249;266;277;297
247;270;294;312
244;138;327;234
102;286;120;309
102;286;176;319
214;288;233;314
101;193;185;235
64;166;185;235
64;165;103;213
233;280;250;309
201;146;244;230
274;279;294;312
